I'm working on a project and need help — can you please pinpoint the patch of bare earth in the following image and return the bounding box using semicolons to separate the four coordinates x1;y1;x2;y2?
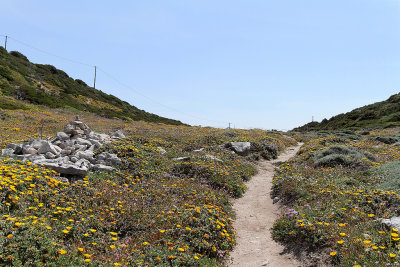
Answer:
229;143;303;267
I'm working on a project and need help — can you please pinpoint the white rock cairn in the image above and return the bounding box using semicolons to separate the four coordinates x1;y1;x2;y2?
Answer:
1;116;125;177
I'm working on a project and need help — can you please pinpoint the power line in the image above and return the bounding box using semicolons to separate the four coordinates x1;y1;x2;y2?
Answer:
7;36;93;67
1;34;230;126
97;67;228;125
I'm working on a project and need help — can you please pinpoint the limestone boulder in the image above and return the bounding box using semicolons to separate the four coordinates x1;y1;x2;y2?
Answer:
45;152;57;159
89;139;102;149
97;152;122;165
38;161;89;177
111;130;125;139
37;141;59;155
92;164;116;172
64;124;75;135
22;144;37;155
57;132;70;141
227;142;251;156
75;150;95;163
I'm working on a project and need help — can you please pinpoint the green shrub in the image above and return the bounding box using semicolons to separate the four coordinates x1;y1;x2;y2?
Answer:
359;130;370;135
313;145;377;168
272;217;325;249
63;105;80;113
0;66;13;81
371;135;399;144
0;96;30;110
249;142;278;160
372;161;400;191
9;51;29;61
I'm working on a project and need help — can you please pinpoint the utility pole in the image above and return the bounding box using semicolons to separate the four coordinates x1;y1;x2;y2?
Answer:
228;122;231;129
93;66;97;89
4;35;8;51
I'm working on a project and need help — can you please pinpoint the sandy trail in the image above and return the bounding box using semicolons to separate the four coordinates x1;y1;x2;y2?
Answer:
229;143;303;267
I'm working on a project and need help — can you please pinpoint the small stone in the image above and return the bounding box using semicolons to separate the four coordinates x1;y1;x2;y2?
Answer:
37;141;58;155
89;139;102;148
173;157;191;161
97;152;122;165
75;138;92;147
111;130;125;139
204;154;222;162
92;164;116;172
45;152;56;159
75;150;95;163
61;149;72;155
56;132;70;141
22;145;37;155
64;124;75;135
157;147;167;155
71;129;84;136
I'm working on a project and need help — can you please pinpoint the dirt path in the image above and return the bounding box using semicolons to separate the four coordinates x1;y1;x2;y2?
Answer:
229;143;303;267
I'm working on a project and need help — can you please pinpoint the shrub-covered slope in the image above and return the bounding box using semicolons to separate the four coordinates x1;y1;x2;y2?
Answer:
272;129;400;266
0;47;183;125
293;92;400;131
0;108;297;266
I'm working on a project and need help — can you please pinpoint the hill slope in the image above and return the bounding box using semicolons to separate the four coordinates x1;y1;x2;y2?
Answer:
293;92;400;131
0;47;183;125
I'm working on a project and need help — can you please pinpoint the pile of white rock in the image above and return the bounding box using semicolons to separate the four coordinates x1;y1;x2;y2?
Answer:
2;117;125;177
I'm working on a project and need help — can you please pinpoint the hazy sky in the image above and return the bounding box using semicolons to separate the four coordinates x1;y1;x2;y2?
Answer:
1;1;400;129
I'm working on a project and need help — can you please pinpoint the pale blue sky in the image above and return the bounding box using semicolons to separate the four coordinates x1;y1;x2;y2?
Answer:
1;1;400;129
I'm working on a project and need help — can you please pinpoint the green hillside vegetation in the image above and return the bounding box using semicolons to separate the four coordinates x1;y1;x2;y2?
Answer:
293;92;400;131
0;47;183;125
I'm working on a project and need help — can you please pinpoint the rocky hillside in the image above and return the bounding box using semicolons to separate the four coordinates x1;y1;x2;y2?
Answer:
0;47;183;125
293;92;400;131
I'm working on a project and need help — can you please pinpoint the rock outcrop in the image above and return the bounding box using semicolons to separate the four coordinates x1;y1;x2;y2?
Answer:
1;117;124;177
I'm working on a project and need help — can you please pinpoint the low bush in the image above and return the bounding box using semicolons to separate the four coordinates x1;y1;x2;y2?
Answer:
371;135;400;145
372;160;400;191
313;145;377;168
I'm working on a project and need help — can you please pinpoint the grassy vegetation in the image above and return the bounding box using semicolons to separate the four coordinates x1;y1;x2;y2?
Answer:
293;92;400;131
272;129;400;266
0;107;296;266
0;47;183;125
